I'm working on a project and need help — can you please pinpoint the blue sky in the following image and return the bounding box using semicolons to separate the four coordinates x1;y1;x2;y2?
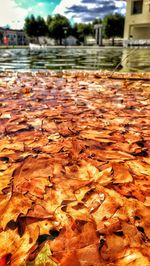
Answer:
0;0;126;29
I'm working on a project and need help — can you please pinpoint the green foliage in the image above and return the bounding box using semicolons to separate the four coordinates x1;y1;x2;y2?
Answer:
24;15;37;37
92;18;102;26
47;15;53;28
23;12;125;46
47;14;71;45
24;15;48;38
72;23;94;43
36;16;48;37
103;13;125;40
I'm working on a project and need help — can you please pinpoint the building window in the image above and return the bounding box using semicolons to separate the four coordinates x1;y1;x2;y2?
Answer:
131;0;143;14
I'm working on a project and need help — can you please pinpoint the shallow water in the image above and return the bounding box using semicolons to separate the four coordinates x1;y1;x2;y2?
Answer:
0;47;150;72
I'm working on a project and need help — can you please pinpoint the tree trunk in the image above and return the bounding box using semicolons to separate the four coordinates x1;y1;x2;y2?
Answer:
37;37;40;44
112;37;115;46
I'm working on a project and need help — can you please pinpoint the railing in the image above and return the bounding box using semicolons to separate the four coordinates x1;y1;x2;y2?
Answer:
123;39;150;47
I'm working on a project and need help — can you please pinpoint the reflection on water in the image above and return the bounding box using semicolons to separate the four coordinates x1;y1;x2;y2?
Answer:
0;47;150;72
121;48;150;72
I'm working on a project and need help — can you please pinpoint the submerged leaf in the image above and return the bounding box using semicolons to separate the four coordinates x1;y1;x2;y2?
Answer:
27;243;58;266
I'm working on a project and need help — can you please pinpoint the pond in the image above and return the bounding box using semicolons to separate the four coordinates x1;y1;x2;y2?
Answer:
0;46;150;72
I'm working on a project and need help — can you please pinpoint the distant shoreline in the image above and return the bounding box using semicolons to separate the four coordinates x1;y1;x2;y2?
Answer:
0;45;28;49
0;45;123;49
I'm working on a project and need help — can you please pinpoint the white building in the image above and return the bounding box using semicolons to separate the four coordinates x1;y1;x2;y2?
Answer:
124;0;150;46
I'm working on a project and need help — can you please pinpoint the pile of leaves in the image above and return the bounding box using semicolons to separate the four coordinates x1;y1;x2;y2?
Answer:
0;70;150;266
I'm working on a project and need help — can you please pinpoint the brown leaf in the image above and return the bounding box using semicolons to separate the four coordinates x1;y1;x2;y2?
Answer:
0;193;32;229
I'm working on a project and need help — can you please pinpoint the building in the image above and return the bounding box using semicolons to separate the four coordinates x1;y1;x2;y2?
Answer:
62;36;78;46
124;0;150;46
17;30;29;45
0;27;29;45
4;29;18;45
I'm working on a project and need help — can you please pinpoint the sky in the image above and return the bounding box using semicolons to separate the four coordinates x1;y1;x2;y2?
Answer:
0;0;126;29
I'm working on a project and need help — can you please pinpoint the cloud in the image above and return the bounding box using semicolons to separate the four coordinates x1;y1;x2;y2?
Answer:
0;0;59;29
53;0;82;17
15;0;57;17
0;0;126;29
53;0;126;23
15;0;52;9
0;0;28;29
37;2;44;7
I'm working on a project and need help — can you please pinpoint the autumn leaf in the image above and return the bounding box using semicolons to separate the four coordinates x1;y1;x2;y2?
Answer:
0;71;150;265
27;243;58;266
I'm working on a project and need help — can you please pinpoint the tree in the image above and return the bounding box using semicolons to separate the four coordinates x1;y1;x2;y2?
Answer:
47;15;53;31
24;15;48;42
92;18;102;26
36;16;48;37
103;13;125;46
24;15;37;38
72;23;94;44
47;14;71;45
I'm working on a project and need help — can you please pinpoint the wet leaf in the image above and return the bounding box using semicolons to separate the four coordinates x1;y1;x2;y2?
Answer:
0;71;150;266
27;243;58;266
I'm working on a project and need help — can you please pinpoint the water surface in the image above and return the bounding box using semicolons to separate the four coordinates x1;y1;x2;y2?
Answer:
0;47;150;72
